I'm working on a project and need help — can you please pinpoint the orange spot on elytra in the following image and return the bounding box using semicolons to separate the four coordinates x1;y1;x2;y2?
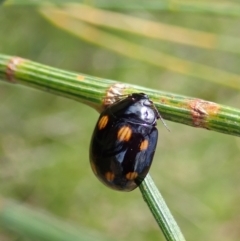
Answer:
98;115;109;130
117;126;132;142
126;172;138;180
139;139;149;151
105;172;115;182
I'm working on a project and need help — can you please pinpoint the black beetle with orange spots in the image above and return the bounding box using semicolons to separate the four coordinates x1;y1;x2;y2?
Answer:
89;93;161;191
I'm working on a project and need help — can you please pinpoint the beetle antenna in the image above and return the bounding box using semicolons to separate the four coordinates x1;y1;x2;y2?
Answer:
159;113;170;132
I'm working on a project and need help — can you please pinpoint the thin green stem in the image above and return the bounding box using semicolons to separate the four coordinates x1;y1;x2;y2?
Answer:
139;175;186;241
1;54;240;137
0;53;189;240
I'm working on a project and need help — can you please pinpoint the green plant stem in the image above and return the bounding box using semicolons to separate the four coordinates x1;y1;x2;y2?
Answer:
1;54;240;137
0;53;189;240
139;175;186;241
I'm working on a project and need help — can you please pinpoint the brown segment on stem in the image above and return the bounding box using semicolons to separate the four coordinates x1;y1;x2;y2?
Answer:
6;57;25;83
103;82;128;109
188;99;220;128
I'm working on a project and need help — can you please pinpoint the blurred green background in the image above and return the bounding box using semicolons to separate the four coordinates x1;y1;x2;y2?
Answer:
1;2;240;241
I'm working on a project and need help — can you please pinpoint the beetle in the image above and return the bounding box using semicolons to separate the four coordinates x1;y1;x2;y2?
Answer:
89;93;160;191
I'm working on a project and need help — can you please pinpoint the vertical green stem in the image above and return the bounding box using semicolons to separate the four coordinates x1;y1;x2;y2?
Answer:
139;175;186;241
